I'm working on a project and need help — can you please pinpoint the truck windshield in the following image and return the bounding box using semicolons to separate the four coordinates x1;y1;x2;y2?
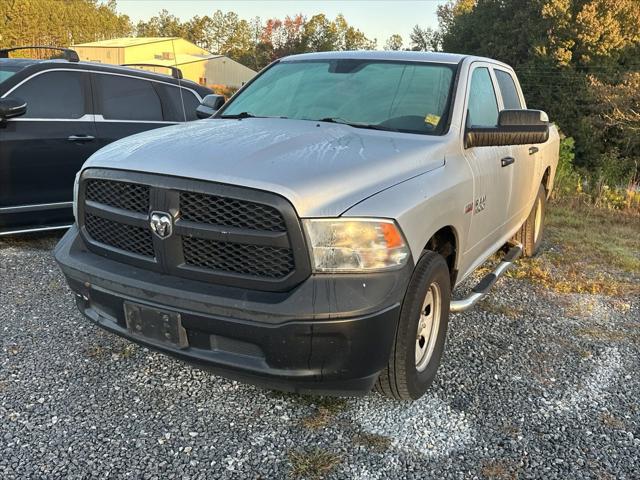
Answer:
220;59;456;135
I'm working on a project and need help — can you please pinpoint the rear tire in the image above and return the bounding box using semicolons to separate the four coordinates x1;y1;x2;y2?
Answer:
514;183;546;257
374;251;451;400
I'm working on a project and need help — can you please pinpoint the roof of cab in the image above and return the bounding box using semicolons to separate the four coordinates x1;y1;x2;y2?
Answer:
281;50;468;64
280;50;513;70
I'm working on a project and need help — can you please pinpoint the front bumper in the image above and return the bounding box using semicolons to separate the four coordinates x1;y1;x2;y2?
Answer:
54;226;411;395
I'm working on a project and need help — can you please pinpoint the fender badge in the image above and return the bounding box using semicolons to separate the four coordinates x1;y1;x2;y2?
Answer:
464;202;473;214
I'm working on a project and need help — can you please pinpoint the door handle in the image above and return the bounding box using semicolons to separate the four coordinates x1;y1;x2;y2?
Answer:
529;146;539;155
501;156;515;167
68;135;95;142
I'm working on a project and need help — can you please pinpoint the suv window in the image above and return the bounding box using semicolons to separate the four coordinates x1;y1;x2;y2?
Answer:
12;70;85;119
0;63;29;85
467;67;499;127
495;70;522;109
155;83;200;121
95;74;163;121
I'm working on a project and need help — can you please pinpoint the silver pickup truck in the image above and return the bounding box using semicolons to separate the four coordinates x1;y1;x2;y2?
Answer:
55;51;559;400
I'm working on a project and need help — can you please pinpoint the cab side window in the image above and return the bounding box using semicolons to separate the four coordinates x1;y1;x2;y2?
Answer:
495;70;523;110
12;71;86;119
95;74;163;121
467;67;499;127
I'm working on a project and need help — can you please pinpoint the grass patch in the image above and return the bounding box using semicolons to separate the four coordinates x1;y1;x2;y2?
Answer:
576;326;639;344
556;296;597;319
288;448;341;480
115;343;137;359
546;203;640;273
550;335;593;359
84;342;137;360
353;432;392;452
480;460;517;480
507;201;640;297
6;344;21;356
85;344;108;358
300;397;348;430
478;300;523;319
600;413;625;430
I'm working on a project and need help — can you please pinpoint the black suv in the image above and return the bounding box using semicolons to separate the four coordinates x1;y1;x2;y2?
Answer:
0;47;212;236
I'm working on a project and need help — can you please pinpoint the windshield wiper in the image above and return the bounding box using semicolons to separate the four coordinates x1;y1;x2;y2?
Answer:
317;117;399;132
219;111;258;119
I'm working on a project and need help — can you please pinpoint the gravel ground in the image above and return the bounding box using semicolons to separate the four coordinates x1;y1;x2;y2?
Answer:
1;233;638;479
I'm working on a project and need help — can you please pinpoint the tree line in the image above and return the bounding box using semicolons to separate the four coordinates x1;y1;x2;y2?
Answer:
1;0;638;183
434;0;639;185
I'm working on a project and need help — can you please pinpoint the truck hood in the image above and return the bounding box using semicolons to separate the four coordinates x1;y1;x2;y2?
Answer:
84;118;448;217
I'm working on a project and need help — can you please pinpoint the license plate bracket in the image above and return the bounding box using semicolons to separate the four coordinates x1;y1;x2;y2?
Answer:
124;302;189;349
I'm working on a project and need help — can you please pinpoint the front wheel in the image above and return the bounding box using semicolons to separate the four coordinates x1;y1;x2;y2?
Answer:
514;183;547;257
375;251;451;400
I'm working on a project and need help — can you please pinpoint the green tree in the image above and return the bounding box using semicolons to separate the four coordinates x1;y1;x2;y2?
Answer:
135;9;187;38
385;34;404;51
301;14;375;52
437;0;640;179
409;25;440;51
1;0;131;49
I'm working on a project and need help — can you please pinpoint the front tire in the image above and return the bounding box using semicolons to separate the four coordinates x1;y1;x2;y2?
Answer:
375;251;451;400
514;183;546;257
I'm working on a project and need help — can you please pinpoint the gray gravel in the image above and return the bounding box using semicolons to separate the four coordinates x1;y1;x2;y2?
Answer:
1;233;638;479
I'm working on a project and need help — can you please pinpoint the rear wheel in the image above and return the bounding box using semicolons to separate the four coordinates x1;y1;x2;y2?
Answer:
514;183;546;257
375;251;451;400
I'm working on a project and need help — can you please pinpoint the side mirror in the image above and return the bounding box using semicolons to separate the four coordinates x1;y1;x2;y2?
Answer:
0;97;27;122
196;94;225;119
465;109;549;148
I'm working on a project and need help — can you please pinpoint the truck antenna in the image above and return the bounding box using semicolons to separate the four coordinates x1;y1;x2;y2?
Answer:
171;38;187;123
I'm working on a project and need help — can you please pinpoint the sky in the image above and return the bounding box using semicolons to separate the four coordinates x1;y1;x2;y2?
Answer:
115;0;446;48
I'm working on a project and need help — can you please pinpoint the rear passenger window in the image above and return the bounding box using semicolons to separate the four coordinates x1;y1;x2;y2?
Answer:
155;83;201;121
95;74;163;121
467;67;499;127
13;71;85;119
495;70;522;109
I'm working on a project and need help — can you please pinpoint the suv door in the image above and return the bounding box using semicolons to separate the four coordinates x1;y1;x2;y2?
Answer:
461;64;513;264
92;72;174;150
0;69;97;233
493;67;538;227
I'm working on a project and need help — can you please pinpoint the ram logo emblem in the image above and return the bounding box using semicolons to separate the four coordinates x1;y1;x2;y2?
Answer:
150;211;173;239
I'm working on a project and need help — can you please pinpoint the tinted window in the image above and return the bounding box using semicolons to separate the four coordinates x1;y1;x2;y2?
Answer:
155;83;200;121
467;67;499;127
96;74;162;121
12;71;85;119
495;70;522;109
222;60;455;135
0;63;29;84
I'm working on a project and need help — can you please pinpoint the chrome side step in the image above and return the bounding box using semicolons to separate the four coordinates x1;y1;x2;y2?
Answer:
450;243;523;313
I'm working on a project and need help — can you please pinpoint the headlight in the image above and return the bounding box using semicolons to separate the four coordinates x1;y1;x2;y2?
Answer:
303;218;410;272
72;171;80;220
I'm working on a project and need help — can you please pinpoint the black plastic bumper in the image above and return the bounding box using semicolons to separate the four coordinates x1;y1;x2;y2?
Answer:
54;226;411;395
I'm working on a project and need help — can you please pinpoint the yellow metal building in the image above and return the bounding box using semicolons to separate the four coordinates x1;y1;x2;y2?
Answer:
72;37;256;88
